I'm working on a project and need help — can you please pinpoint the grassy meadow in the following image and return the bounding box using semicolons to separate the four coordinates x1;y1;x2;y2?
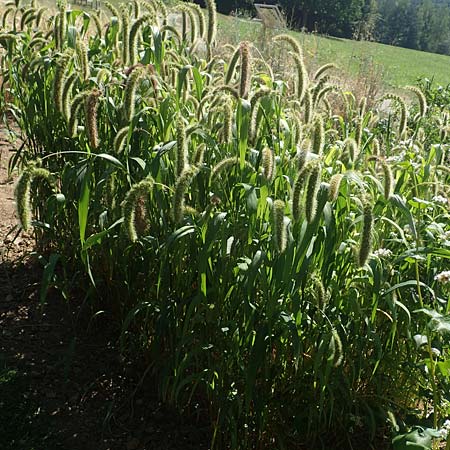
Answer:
1;1;450;449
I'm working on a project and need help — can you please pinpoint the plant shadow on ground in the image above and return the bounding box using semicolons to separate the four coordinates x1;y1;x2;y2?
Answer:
0;257;210;450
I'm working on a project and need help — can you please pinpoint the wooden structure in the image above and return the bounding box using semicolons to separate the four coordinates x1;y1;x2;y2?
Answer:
254;3;286;30
71;0;101;10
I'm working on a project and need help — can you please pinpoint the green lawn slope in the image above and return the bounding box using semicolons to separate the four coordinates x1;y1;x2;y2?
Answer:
217;14;450;88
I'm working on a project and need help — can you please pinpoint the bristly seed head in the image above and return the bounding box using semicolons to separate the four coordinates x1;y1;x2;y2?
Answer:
272;199;287;253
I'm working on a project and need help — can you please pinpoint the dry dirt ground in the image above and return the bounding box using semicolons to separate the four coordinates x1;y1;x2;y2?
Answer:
0;128;209;450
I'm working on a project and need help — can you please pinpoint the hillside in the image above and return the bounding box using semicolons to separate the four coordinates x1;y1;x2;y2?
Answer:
217;14;450;88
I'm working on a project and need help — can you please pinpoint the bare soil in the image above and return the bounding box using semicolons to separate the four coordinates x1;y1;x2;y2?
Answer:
0;128;210;450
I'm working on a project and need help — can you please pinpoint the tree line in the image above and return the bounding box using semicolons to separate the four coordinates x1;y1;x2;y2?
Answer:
185;0;450;56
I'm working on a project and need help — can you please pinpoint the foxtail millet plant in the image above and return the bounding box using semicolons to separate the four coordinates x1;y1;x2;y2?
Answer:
406;85;427;118
122;176;154;242
272;199;287;253
128;13;153;66
313;63;336;81
85;89;101;149
305;163;321;223
261;147;275;181
53;53;71;115
176;116;188;177
68;91;88;137
15;166;55;232
239;41;251;100
205;0;217;58
114;126;130;154
292;161;314;222
123;66;147;122
312;115;325;156
358;197;374;267
173;165;200;224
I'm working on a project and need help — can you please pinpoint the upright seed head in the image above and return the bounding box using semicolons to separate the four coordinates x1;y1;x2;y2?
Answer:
328;173;343;202
358;197;373;267
58;8;67;50
381;158;394;199
15;166;55;232
272;199;287;253
133;0;140;18
331;328;343;367
359;96;367;117
312;115;325;156
76;39;90;81
304;89;313;124
292;112;303;146
305;164;321;223
292;162;313;222
291;52;308;103
311;274;328;309
225;45;240;85
53;54;70;114
120;4;130;65
85;89;101;149
176;116;188;177
239;41;251;99
15;170;32;232
222;99;233;144
205;0;217;52
261;147;275;181
372;137;380;157
344;137;359;165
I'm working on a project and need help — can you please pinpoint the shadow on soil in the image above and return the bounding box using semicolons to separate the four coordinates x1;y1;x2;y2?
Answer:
0;258;210;450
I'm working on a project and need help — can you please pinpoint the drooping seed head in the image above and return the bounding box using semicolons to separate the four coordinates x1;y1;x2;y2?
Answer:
123;66;147;122
313;63;336;81
173;165;199;224
122;176;154;242
114;126;130;153
68;91;87;137
405;85;427;118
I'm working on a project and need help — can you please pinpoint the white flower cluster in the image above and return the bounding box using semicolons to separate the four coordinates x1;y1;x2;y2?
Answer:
432;195;448;205
373;248;393;258
435;271;450;284
439;419;450;439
